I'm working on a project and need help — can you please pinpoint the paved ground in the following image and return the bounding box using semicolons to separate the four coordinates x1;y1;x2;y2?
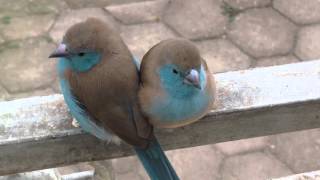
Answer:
0;0;320;179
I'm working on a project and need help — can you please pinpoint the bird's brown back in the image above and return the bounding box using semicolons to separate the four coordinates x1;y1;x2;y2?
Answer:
65;19;152;148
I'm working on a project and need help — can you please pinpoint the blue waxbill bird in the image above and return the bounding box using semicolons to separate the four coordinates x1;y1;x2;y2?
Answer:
49;18;179;180
139;39;215;128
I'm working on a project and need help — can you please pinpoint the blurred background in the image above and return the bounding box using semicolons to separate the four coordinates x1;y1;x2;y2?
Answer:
0;0;320;179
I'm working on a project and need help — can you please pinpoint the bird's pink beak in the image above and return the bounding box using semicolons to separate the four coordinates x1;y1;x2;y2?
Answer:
184;69;201;89
49;43;68;58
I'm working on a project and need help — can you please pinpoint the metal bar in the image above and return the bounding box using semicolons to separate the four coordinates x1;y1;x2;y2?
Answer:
0;60;320;175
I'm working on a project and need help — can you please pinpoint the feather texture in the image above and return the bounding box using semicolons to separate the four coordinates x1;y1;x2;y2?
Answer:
135;138;179;180
139;38;215;128
149;65;211;123
51;18;179;180
58;58;113;141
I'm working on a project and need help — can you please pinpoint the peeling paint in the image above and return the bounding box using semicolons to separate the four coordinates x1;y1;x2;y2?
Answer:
214;59;320;111
215;81;260;110
0;94;76;142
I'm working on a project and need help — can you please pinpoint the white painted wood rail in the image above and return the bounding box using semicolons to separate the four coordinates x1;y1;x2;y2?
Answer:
272;170;320;180
0;60;319;175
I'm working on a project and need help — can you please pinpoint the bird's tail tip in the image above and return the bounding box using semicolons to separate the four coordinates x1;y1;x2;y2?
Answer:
134;139;179;180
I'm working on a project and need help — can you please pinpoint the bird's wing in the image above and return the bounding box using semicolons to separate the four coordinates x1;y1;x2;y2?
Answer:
62;55;152;147
131;56;154;139
59;73;113;142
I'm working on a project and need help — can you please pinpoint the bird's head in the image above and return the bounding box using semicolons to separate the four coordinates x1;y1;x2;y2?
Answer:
49;18;117;72
145;39;207;97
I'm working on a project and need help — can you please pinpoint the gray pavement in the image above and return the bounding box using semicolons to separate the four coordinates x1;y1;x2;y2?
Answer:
1;0;320;179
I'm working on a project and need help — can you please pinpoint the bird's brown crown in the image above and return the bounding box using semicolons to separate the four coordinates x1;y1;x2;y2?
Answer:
142;39;202;72
63;18;121;54
140;38;203;84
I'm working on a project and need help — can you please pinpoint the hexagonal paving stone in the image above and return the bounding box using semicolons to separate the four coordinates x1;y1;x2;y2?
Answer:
120;23;176;60
163;0;228;40
273;0;320;25
227;8;297;58
221;152;292;180
0;0;29;17
105;0;167;24
91;160;113;180
255;55;299;67
26;0;68;15
195;38;252;73
0;38;56;93
49;8;118;43
64;0;148;9
2;14;55;41
111;156;147;180
295;25;320;61
215;136;269;155
0;0;67;37
224;0;271;10
0;0;67;17
269;129;320;173
112;156;139;175
166;145;224;180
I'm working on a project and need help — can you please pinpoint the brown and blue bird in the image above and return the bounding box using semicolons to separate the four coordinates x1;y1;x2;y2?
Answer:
49;18;215;180
139;39;215;128
49;18;178;180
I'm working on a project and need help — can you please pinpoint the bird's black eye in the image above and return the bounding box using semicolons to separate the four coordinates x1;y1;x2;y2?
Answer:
172;69;178;74
78;52;85;56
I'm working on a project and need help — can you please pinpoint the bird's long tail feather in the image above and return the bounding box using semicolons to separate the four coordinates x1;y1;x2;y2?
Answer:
134;139;179;180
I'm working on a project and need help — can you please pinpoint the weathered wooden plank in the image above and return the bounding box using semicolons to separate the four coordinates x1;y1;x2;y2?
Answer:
0;60;320;175
272;170;320;180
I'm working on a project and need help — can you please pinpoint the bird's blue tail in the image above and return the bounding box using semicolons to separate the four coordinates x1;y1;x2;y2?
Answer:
134;139;179;180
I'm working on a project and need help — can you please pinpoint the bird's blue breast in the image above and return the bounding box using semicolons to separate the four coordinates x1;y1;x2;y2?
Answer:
149;65;211;122
57;58;112;141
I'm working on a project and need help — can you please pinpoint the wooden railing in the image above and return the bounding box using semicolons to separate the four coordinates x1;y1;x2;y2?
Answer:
0;60;319;175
